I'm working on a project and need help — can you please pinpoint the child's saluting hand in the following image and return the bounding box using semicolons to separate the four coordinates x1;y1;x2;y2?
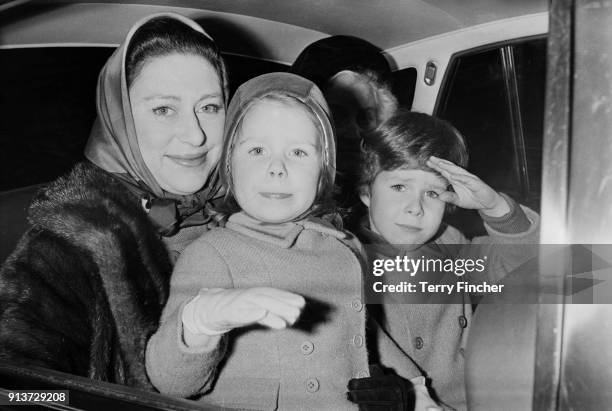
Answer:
426;155;510;218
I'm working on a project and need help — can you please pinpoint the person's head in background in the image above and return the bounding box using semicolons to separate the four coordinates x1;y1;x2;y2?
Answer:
358;110;468;247
292;35;397;141
292;35;398;225
86;13;229;198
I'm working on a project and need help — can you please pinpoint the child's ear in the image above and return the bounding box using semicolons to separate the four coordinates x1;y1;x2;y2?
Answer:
359;186;371;208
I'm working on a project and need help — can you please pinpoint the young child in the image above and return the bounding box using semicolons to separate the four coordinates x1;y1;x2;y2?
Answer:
145;73;424;410
356;110;539;411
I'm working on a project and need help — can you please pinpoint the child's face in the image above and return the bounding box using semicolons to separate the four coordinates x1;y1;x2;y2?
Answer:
361;168;448;247
231;99;322;223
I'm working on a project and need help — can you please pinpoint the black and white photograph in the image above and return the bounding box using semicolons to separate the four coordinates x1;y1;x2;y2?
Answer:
0;0;611;410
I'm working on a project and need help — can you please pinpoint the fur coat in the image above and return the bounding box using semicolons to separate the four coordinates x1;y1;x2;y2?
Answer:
0;162;172;389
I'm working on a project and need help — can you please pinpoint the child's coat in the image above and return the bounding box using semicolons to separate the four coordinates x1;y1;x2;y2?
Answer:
147;212;419;409
357;202;540;410
146;72;417;410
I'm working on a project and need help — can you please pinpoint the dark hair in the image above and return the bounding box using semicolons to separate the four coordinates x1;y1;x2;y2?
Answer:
218;94;338;223
291;35;393;92
359;110;468;191
125;16;229;102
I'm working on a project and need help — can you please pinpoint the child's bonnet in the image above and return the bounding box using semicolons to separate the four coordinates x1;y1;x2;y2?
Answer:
219;72;337;194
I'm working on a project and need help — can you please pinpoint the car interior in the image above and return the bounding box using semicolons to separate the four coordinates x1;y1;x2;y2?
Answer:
1;0;611;410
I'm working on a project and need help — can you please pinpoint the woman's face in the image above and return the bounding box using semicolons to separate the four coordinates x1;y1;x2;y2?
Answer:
130;53;225;195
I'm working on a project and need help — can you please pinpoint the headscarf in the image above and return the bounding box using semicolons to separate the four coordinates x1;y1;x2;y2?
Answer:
84;13;225;236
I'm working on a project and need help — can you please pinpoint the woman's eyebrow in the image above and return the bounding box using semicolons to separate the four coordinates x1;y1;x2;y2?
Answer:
142;92;222;102
196;92;223;102
143;94;180;101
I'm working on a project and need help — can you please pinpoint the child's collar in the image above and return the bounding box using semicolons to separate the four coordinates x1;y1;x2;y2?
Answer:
226;211;347;249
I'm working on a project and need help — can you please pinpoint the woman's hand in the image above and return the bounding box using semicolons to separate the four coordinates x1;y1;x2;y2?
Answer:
182;287;305;344
426;156;510;217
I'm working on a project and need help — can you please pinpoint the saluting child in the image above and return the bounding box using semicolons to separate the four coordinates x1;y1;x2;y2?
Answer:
146;73;427;410
355;109;539;410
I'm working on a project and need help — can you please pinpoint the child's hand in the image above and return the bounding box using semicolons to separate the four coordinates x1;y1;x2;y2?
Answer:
426;156;510;217
182;287;305;337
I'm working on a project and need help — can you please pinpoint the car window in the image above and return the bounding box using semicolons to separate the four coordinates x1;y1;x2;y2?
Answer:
393;67;417;109
0;47;114;192
436;37;546;236
0;48;288;192
514;39;546;208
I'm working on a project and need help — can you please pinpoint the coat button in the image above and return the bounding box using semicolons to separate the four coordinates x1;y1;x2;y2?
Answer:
306;378;320;393
301;341;314;355
352;335;364;347
351;299;363;312
458;315;468;328
415;337;424;349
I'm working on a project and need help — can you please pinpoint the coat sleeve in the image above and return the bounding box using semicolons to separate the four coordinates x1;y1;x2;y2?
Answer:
443;205;540;285
0;228;107;378
145;236;233;398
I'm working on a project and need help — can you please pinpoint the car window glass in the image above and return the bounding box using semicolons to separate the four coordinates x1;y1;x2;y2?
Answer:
436;38;546;236
514;39;546;209
0;48;288;192
393;67;417;109
0;47;114;192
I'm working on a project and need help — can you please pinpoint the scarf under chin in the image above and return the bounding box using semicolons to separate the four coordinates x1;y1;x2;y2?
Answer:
112;171;224;236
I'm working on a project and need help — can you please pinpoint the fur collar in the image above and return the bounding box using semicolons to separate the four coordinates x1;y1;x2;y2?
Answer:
1;162;171;389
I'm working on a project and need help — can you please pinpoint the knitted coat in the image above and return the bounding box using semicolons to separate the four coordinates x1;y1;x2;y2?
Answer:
0;162;176;389
357;203;540;411
146;212;416;410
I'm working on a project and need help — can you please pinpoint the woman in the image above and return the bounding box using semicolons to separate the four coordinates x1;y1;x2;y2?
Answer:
0;13;228;390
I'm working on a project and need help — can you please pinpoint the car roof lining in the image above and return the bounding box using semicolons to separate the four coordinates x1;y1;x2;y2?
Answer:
1;0;547;63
